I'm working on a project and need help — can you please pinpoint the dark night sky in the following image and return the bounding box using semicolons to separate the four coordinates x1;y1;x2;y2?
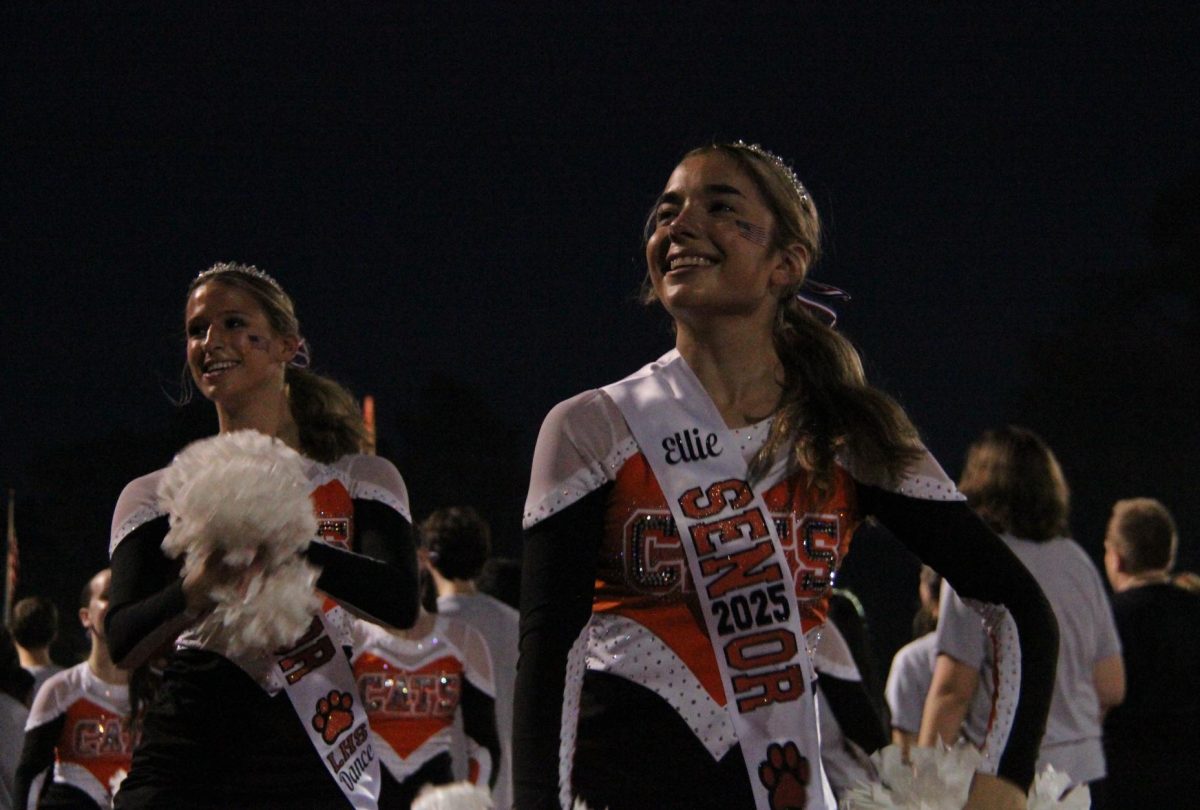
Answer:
3;4;1199;635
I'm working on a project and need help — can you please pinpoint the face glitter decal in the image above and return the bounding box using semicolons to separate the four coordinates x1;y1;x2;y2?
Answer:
246;333;272;351
734;219;770;247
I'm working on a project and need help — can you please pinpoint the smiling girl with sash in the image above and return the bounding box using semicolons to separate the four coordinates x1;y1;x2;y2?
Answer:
105;263;420;808
514;143;1058;810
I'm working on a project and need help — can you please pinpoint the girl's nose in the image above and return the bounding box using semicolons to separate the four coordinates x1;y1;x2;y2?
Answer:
667;204;701;240
202;325;222;350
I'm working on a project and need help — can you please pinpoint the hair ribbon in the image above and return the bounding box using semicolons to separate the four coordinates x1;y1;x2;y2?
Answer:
797;279;851;327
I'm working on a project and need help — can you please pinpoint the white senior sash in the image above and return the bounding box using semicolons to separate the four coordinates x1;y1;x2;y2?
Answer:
603;350;828;810
276;610;381;809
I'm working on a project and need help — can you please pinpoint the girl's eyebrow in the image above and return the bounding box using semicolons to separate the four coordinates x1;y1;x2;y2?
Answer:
185;308;249;328
654;184;746;208
704;183;745;198
654;190;682;208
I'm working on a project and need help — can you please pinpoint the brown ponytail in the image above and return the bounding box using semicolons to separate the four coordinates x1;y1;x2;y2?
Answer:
285;366;369;463
750;293;923;492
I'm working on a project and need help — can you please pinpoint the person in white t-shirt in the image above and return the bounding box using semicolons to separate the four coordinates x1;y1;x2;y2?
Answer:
8;597;63;701
420;507;518;810
885;565;953;757
920;426;1125;789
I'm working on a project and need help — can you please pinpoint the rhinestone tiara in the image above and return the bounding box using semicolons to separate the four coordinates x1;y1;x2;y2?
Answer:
734;141;811;202
193;261;284;293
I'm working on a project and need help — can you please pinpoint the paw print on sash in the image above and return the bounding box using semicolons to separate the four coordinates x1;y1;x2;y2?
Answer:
312;690;355;744
758;741;810;810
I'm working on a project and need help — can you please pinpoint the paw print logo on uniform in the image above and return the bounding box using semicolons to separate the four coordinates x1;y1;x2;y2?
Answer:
312;689;356;743
758;741;810;810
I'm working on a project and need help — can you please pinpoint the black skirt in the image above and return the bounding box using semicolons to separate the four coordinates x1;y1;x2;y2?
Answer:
571;671;756;810
116;648;351;809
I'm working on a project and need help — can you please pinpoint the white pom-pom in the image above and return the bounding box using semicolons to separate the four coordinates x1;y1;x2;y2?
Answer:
109;767;128;796
839;744;1089;809
157;430;321;655
840;743;976;809
411;782;494;810
1027;767;1090;810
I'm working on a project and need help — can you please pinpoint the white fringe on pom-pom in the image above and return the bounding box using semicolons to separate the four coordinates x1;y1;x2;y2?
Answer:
838;744;1090;809
1026;766;1090;810
157;430;322;655
108;767;128;796
410;782;494;810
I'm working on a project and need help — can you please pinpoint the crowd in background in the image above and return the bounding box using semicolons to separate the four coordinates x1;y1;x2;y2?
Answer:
3;425;1198;808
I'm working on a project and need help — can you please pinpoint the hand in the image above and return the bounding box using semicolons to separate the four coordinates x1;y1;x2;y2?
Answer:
964;772;1025;810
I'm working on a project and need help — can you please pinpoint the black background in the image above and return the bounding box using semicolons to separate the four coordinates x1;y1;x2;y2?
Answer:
3;3;1197;667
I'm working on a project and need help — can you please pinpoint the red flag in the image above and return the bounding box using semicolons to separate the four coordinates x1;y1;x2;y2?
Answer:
362;395;377;456
4;489;17;626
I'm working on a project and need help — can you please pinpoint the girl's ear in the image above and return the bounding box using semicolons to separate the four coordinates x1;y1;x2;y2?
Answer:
417;547;435;573
770;241;809;293
277;334;301;364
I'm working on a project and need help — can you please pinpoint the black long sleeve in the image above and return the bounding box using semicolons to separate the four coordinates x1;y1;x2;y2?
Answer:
105;515;190;668
857;484;1058;790
513;486;609;810
461;679;502;788
14;715;64;810
306;498;419;629
107;497;418;670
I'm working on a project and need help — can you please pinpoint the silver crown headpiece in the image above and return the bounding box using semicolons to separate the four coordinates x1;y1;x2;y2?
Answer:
733;141;811;203
193;261;284;294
